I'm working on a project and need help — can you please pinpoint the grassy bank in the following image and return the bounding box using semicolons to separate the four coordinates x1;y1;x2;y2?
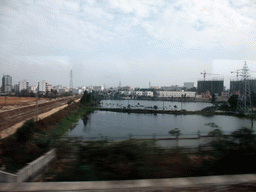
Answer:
1;102;96;173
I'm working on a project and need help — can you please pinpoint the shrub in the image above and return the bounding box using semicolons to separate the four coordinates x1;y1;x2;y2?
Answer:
15;119;36;143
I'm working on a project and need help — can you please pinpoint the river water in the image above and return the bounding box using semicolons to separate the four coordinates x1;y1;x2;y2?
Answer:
67;109;255;141
100;99;213;111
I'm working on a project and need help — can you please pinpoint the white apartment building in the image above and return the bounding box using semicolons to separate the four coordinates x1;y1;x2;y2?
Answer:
73;89;84;94
135;91;143;96
18;80;29;92
29;85;37;93
157;90;196;98
38;80;47;92
142;91;154;97
47;84;53;92
93;85;104;91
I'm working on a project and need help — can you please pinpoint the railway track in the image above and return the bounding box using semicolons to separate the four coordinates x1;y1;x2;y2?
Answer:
0;97;77;132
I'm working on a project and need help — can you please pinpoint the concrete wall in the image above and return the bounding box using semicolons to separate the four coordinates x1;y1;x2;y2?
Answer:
0;149;56;183
0;174;256;191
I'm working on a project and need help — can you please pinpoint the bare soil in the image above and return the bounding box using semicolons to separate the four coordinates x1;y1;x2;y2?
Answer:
0;97;80;139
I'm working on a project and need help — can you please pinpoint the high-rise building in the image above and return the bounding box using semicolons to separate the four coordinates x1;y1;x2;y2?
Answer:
14;84;19;93
38;80;48;92
197;80;224;96
47;84;53;92
230;79;256;95
29;85;38;93
2;74;12;93
18;80;29;92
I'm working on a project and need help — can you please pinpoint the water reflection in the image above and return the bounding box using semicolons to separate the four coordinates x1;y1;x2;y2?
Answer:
100;99;212;111
67;110;255;140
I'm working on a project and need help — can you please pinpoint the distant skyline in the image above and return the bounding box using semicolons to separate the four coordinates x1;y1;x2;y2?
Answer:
1;0;256;89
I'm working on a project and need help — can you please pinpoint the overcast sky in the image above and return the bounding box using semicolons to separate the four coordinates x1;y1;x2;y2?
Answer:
1;0;256;89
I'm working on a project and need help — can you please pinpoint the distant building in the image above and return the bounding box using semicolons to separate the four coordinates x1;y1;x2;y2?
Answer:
93;85;104;91
38;80;48;92
2;74;12;93
157;90;196;98
47;84;53;92
142;91;154;97
52;85;69;93
118;86;132;91
29;85;38;93
197;80;224;96
135;91;143;96
230;79;256;96
58;88;66;94
221;91;230;98
161;85;182;91
184;82;194;90
150;86;160;89
201;90;212;99
14;84;19;93
73;89;83;94
18;80;29;92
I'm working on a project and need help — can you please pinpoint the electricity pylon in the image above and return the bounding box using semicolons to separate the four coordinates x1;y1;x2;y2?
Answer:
236;61;252;115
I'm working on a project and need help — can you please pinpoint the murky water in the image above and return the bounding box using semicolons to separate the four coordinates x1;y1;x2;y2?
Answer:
67;110;254;141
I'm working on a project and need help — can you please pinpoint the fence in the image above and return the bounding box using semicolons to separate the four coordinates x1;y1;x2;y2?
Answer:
0;149;56;183
62;133;219;152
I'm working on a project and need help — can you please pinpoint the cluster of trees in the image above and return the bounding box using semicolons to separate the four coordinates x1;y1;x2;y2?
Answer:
80;90;101;106
217;91;256;112
203;126;256;175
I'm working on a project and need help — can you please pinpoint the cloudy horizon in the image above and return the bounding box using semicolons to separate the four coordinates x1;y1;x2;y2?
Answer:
1;0;256;89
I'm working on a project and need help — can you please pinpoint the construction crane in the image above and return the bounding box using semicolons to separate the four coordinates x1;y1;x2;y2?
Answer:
200;70;219;81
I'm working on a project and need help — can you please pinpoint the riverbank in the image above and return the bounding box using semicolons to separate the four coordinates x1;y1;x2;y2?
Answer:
1;103;96;173
102;97;216;103
1;98;80;139
98;107;249;118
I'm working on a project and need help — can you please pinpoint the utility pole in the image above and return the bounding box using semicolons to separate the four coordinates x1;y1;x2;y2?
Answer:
251;93;254;129
35;85;38;121
0;121;2;168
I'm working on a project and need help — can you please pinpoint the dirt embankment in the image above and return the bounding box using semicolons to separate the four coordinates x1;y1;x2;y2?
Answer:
0;96;47;109
0;97;80;138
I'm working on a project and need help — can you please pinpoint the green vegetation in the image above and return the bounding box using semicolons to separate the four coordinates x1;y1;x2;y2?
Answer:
80;90;102;106
49;140;193;181
40;124;256;181
169;128;181;149
1;103;96;173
